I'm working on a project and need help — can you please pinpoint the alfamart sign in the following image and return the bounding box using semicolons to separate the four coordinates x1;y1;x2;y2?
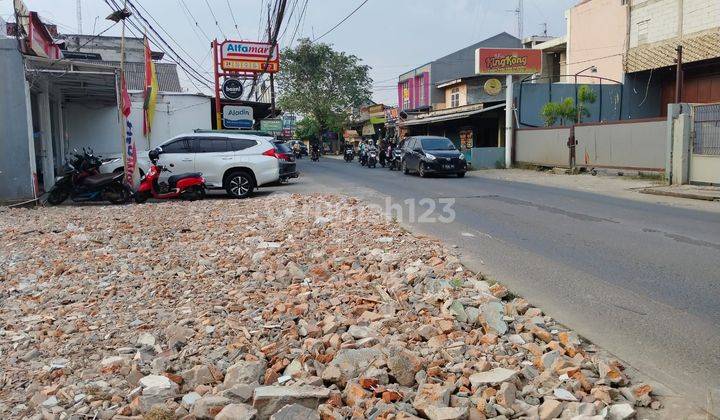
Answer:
475;48;542;75
220;40;279;73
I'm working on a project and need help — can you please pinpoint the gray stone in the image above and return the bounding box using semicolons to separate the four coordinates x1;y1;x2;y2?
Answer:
387;352;418;387
560;402;595;418
539;399;563;420
423;405;468;420
269;403;321;420
182;392;202;407
348;325;373;339
465;307;480;325
139;375;179;412
253;386;330;419
221;384;258;403
448;301;468;323
137;332;156;348
326;348;382;386
480;302;507;335
542;350;561;370
553;388;578;402
605;403;636;420
216;403;258;420
193;395;231;419
224;360;265;387
182;364;221;388
469;368;517;388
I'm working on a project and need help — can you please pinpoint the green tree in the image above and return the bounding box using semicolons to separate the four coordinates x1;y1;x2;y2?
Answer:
576;85;598;123
541;98;577;126
277;39;372;143
540;85;597;126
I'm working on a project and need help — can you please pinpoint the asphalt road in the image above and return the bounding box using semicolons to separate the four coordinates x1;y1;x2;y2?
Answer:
287;157;720;411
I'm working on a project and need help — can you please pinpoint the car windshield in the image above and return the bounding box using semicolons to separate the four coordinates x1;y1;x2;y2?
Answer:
421;138;456;150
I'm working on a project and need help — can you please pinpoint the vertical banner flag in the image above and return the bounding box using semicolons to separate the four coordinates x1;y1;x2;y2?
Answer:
121;76;139;188
143;36;159;137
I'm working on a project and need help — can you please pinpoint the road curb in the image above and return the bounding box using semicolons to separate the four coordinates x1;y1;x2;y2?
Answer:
639;188;720;201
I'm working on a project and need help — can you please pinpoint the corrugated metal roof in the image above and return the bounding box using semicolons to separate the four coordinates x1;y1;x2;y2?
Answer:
80;60;182;92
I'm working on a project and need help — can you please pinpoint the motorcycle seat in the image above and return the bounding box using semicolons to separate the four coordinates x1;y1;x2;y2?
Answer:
168;173;202;188
82;172;119;188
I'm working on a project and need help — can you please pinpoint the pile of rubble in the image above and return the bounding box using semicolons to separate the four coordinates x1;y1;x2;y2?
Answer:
0;194;658;419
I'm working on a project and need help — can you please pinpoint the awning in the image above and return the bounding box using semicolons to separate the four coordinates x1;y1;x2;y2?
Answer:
24;56;119;104
400;103;505;127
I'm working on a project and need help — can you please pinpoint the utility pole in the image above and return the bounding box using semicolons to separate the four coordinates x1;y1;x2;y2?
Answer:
517;0;524;41
76;0;82;34
674;45;683;103
268;4;276;116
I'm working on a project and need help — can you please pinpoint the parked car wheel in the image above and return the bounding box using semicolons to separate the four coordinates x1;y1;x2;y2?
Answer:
402;160;410;175
457;172;466;178
225;170;254;199
418;164;427;178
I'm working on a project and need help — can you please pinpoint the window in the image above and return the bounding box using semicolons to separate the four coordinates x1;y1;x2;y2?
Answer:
161;139;191;153
637;19;649;44
401;82;410;110
417;75;426;106
191;137;229;153
229;138;257;151
450;87;460;108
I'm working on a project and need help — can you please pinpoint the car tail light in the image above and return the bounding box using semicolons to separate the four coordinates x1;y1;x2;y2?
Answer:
263;148;279;159
276;153;292;161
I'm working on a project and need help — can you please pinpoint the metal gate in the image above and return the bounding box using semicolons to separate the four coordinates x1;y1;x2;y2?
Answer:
693;103;720;155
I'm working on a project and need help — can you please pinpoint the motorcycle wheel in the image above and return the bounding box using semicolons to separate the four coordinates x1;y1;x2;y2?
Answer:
46;187;70;205
105;183;131;204
134;191;150;204
181;185;205;201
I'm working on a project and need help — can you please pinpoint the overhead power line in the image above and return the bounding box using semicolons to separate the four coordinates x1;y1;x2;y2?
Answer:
104;0;212;89
312;0;369;42
177;0;212;43
226;0;242;39
203;0;228;39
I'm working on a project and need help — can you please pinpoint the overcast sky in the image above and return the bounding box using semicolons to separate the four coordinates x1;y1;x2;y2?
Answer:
1;0;577;105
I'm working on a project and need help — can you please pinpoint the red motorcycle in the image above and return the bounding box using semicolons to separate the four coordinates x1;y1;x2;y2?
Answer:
134;148;206;203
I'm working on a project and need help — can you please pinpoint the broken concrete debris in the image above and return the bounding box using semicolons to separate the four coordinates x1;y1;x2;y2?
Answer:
0;194;656;418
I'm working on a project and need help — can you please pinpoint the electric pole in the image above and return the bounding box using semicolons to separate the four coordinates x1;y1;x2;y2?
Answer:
76;0;83;34
674;45;683;103
268;4;276;116
517;0;524;41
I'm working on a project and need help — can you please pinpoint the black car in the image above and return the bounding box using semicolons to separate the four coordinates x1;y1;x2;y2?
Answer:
273;141;299;182
401;136;467;178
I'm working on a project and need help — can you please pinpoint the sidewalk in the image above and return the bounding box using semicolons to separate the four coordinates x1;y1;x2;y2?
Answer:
473;169;720;213
640;184;720;201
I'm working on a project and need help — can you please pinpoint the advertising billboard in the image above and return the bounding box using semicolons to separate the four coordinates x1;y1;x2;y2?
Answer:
475;48;542;75
223;105;254;129
220;40;280;73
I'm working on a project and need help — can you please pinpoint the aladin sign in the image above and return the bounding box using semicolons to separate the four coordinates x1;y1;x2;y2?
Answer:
475;48;542;75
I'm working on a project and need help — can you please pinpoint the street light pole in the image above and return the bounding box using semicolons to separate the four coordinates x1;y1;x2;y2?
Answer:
505;74;514;169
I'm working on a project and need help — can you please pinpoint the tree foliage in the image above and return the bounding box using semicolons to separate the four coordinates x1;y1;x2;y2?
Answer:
277;39;372;139
540;85;598;126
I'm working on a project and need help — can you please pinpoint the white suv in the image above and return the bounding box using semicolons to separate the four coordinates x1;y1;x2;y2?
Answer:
103;132;280;198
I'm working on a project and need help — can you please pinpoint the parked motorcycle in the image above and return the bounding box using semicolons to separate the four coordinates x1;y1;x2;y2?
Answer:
344;148;354;162
367;149;378;168
311;149;320;162
388;147;403;171
46;149;131;205
134;148;206;203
